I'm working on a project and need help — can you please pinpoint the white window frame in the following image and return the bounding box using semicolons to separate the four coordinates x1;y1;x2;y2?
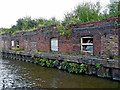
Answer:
81;37;93;53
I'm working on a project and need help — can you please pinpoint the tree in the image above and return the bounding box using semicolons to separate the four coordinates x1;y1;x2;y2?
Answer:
1;1;119;34
63;1;120;24
16;16;38;30
42;17;60;26
63;1;106;24
108;0;119;17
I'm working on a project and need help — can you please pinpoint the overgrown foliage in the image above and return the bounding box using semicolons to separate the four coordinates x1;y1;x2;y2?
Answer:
63;2;103;24
0;1;119;35
0;28;11;34
38;58;87;74
56;24;72;37
95;64;103;71
63;1;120;24
108;0;119;17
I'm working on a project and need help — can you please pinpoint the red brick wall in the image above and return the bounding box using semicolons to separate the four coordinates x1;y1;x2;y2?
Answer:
93;34;101;56
0;17;119;56
101;34;119;56
0;34;2;49
59;37;73;53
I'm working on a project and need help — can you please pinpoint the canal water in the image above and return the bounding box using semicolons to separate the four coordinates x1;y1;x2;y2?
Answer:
0;58;119;89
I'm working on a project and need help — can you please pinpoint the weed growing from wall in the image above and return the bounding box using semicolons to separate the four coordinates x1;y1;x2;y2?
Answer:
95;64;103;71
56;24;72;38
38;58;87;74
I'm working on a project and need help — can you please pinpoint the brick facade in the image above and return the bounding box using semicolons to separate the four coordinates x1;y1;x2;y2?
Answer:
0;17;119;56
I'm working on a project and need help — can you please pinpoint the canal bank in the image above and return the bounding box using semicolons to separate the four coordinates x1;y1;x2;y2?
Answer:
1;50;120;82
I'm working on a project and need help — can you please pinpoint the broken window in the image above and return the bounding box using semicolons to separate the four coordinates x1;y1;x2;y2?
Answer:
81;37;93;52
16;41;19;48
82;38;93;43
83;45;93;52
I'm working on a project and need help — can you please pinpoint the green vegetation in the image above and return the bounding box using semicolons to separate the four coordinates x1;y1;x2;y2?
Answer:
80;52;85;55
31;54;35;59
64;2;103;24
46;60;54;67
61;61;68;70
63;1;119;24
56;24;72;37
40;58;47;66
36;49;47;53
0;1;119;36
38;58;87;74
0;28;11;34
108;0;119;17
80;64;87;73
13;48;24;51
114;56;120;59
35;58;39;64
95;64;103;71
53;60;59;67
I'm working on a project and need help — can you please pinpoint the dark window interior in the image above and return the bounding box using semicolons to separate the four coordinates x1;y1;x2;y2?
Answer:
83;38;93;43
16;41;19;48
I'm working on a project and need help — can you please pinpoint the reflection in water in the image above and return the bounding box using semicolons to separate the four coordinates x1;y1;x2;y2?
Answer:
0;60;15;89
0;58;119;89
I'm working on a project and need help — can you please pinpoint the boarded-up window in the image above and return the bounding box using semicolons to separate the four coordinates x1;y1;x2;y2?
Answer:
11;40;14;47
51;38;58;51
5;40;7;49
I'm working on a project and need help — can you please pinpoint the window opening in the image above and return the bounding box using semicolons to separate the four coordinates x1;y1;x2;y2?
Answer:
83;38;93;43
11;40;14;47
51;38;58;51
16;41;19;48
83;45;93;52
81;37;93;53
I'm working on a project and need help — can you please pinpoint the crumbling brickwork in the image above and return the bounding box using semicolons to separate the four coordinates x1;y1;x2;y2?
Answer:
0;17;119;56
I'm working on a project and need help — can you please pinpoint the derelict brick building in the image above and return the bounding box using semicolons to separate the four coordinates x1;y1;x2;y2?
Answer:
0;16;120;56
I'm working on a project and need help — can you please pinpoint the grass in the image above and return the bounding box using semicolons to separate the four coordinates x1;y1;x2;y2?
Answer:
13;48;24;51
36;49;47;53
12;28;37;35
114;56;120;60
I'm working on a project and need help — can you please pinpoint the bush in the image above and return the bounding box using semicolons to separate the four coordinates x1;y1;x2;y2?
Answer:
40;58;47;67
53;60;59;67
35;58;39;64
46;60;54;67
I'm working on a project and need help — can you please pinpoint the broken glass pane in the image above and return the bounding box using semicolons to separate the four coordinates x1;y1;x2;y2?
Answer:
83;45;93;52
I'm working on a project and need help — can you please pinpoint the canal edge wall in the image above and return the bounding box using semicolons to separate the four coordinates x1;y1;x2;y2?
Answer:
1;50;120;81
